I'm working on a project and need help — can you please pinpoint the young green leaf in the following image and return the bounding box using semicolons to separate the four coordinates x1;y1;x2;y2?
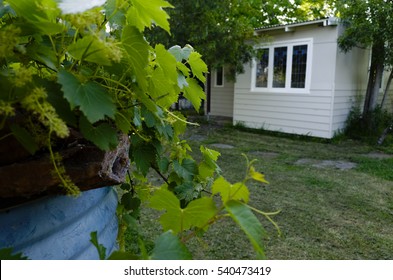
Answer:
127;0;173;33
150;188;217;233
183;78;205;111
68;36;112;66
212;177;249;204
155;44;178;83
225;200;266;259
150;231;192;260
249;166;269;184
7;0;62;35
188;51;208;83
121;26;150;91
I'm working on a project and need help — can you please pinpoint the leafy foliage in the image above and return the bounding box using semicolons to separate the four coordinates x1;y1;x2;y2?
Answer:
337;0;393;118
0;247;28;260
0;0;277;260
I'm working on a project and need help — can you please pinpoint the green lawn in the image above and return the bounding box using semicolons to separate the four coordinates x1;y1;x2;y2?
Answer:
129;119;393;260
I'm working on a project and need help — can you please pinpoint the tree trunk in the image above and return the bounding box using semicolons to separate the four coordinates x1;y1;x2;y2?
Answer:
363;42;385;118
380;71;393;109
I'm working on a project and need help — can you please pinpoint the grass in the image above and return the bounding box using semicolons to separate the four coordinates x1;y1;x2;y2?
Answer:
128;120;393;260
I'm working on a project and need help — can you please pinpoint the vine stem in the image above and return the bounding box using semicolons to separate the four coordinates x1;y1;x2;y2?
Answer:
165;109;200;126
152;166;170;185
244;203;282;237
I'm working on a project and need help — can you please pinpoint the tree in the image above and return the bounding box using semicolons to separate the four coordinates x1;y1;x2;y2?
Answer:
337;0;393;121
146;0;335;78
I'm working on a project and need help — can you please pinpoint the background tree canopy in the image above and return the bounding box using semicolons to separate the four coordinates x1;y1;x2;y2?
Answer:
146;0;335;79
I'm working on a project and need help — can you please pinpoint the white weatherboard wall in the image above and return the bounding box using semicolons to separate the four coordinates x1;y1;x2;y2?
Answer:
233;21;369;138
209;68;234;117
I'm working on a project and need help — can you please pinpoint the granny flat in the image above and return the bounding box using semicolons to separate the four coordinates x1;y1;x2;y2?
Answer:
208;18;370;138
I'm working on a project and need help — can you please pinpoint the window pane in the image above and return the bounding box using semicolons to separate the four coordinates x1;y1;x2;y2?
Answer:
291;45;308;88
255;48;269;87
216;66;223;86
273;47;287;88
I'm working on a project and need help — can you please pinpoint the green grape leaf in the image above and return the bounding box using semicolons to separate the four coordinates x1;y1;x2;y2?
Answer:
150;231;192;260
7;0;62;35
115;111;132;134
157;156;170;173
150;188;217;234
130;135;158;175
198;162;215;180
225;200;266;259
155;44;178;83
183;78;205;111
156;122;173;139
168;45;194;62
173;158;197;182
58;70;116;123
200;146;221;169
79;116;118;151
121;26;150;91
188;51;208;83
10;124;38;155
26;43;58;70
127;0;173;33
121;192;141;211
183;196;217;229
176;62;190;77
150;187;180;211
212;177;249;204
174;182;193;201
149;66;177;108
68;36;112;66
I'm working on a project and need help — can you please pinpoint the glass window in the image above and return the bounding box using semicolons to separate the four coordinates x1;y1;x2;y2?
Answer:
215;66;224;86
273;47;287;88
291;45;308;88
253;40;311;92
255;48;269;88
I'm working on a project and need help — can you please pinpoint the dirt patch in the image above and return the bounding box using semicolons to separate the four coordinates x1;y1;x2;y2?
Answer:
295;158;357;170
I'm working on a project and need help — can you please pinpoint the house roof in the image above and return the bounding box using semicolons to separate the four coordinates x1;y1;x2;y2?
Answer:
255;17;339;33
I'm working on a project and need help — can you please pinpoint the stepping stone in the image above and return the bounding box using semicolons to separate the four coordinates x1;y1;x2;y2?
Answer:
295;159;357;170
210;143;235;149
364;152;393;159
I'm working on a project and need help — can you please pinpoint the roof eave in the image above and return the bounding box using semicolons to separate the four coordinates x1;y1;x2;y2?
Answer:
255;17;339;34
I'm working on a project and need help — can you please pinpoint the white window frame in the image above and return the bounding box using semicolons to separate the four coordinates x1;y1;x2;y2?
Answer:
214;66;224;87
251;38;313;94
